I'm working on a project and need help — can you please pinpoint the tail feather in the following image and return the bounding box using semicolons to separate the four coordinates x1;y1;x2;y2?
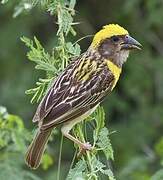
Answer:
25;129;52;169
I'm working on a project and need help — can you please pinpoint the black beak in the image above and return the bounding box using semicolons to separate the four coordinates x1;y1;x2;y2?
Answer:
121;35;142;50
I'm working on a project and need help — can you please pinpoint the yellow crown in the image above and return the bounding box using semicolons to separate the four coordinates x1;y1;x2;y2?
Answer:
91;24;129;47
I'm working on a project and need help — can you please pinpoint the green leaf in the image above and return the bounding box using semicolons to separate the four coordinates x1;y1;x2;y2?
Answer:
69;0;76;9
21;36;57;103
92;157;115;180
73;43;81;56
151;169;163;180
6;114;24;130
95;106;105;132
0;155;42;180
34;36;43;50
0;107;30;151
66;159;86;180
101;169;116;180
97;127;114;160
25;77;53;103
92;157;105;171
42;153;53;170
11;131;26;151
93;106;105;143
66;42;81;56
21;36;33;48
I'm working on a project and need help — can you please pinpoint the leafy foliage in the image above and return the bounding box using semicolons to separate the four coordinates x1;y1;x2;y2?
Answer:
18;0;115;179
66;159;87;180
97;127;114;160
19;0;80;104
0;106;30;151
2;0;163;179
0;157;41;180
0;106;41;180
42;153;54;170
91;157;115;180
70;107;114;180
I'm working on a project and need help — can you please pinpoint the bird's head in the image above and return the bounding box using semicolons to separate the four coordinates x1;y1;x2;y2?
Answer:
91;24;142;67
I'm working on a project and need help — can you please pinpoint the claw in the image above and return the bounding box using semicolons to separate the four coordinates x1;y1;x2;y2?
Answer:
81;142;92;150
77;142;93;157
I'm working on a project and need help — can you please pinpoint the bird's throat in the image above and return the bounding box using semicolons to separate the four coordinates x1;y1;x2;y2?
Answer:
106;60;122;90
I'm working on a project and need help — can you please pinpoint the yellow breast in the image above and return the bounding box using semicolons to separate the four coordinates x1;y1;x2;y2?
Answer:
106;60;122;90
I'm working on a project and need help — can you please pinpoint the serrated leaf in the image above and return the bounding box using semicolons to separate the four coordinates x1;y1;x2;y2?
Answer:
34;36;43;50
92;157;105;171
73;43;81;56
30;89;40;104
66;42;80;56
25;87;39;94
101;169;116;180
26;77;52;103
93;106;105;143
97;127;114;160
21;36;33;47
92;157;115;180
66;159;86;180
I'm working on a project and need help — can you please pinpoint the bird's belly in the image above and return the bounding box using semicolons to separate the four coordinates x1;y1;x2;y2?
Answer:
72;104;99;125
62;104;99;133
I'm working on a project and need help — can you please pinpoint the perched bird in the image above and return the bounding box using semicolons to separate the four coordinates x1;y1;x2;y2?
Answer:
25;24;141;169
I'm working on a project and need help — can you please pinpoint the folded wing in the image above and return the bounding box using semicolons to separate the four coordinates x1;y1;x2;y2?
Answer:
32;58;115;130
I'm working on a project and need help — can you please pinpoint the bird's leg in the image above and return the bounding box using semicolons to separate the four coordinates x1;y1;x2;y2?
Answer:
61;123;92;152
62;130;92;150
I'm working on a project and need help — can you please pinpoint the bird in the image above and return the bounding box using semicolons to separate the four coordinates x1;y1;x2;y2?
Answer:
25;24;142;169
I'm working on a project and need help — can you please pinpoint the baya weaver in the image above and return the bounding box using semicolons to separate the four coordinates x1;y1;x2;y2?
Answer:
25;24;141;169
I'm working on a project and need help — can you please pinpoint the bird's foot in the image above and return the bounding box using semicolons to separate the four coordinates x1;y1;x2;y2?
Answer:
77;142;93;157
80;142;92;150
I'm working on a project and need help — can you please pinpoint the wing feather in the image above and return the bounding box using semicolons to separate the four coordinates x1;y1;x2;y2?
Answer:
33;56;115;130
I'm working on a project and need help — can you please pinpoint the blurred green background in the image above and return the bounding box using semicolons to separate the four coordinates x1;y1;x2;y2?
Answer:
1;0;163;179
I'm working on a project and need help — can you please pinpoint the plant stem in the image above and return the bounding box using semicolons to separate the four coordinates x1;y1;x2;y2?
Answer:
77;124;94;174
69;149;77;172
57;134;63;180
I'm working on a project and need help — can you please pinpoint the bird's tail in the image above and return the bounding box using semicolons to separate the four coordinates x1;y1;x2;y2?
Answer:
25;129;52;169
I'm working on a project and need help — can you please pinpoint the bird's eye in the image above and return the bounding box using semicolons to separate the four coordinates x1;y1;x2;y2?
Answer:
112;36;119;42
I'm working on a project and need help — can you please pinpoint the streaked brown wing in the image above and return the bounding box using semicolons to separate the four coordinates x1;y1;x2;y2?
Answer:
40;67;115;130
32;58;80;122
